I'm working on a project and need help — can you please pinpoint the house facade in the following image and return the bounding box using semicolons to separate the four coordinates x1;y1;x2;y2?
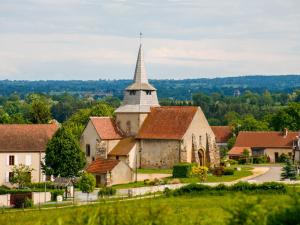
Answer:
228;129;300;163
0;123;58;186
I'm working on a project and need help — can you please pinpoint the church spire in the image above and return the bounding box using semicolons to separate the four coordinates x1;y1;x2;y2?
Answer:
133;44;149;84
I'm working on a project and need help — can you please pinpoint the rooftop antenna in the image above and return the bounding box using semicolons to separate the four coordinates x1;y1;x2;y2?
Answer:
139;32;143;45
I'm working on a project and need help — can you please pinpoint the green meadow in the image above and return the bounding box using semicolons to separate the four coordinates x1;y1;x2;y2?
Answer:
0;192;296;225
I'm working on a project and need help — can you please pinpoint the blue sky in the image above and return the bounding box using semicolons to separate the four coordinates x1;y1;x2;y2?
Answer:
0;0;299;80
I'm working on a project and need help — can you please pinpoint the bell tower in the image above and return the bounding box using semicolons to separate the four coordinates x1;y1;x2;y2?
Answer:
115;41;159;136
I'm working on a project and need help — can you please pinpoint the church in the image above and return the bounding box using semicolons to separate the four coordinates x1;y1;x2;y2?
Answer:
81;44;220;186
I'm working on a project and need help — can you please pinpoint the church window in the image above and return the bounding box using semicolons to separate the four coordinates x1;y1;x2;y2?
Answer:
129;90;136;95
145;90;152;95
86;144;91;157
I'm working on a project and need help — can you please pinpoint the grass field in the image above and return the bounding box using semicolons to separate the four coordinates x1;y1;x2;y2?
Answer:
0;192;295;225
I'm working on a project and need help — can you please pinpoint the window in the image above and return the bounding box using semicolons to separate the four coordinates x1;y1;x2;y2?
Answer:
116;156;120;160
145;90;152;95
86;144;91;157
92;157;95;161
129;90;136;95
9;172;14;182
9;155;14;166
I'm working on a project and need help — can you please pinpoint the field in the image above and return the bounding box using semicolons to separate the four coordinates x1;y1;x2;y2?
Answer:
0;192;295;225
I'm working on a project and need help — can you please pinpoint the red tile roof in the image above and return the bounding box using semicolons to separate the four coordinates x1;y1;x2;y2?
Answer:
0;123;59;152
234;131;299;148
86;158;120;173
90;117;123;140
108;137;136;156
228;146;251;156
211;126;232;143
136;106;198;140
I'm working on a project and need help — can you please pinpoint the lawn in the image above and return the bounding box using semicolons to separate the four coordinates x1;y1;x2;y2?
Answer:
0;192;293;225
137;168;172;174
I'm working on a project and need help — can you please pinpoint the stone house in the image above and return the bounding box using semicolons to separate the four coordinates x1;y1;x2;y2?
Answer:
0;123;58;186
86;158;133;186
228;130;300;163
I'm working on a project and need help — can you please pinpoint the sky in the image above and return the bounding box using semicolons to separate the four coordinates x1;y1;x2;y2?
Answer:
0;0;299;80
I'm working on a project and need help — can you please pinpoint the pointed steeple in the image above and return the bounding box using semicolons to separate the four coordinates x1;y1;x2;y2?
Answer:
133;44;149;84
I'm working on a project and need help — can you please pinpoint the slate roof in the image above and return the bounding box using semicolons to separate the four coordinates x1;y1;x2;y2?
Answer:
108;137;136;156
211;126;232;143
0;123;59;152
86;158;120;173
90;117;123;140
234;131;299;148
136;106;198;140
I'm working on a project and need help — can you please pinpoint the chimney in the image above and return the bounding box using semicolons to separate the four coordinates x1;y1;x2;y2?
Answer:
283;128;288;137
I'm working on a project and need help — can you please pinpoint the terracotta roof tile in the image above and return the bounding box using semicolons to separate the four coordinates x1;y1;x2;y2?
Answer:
0;123;59;152
136;106;198;140
228;146;251;156
86;158;120;173
211;126;233;143
90;117;123;140
234;131;299;148
108;137;136;156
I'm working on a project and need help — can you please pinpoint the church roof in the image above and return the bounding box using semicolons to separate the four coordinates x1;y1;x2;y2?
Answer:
0;123;58;152
108;137;136;156
136;106;198;140
90;117;123;140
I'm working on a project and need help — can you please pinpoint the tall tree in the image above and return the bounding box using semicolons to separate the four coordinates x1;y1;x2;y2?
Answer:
44;127;86;178
28;95;52;124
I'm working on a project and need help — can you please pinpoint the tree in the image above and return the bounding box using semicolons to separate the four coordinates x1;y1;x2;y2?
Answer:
78;172;96;202
28;95;52;124
44;127;86;178
10;164;34;188
243;149;250;164
281;159;297;180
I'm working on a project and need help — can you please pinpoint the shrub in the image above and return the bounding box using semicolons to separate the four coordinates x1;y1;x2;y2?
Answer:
173;163;193;178
238;158;246;164
278;153;289;163
281;159;297;180
51;189;65;201
27;182;57;190
192;166;208;181
228;159;238;165
24;197;33;208
223;168;235;175
231;182;257;191
212;166;225;176
98;187;116;197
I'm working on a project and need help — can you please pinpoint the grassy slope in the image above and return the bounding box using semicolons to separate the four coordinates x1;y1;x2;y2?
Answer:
0;193;290;225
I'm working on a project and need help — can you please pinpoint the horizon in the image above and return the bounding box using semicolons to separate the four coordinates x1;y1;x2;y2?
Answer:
1;1;300;80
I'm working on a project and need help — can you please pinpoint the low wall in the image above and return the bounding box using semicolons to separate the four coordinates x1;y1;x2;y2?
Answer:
0;194;10;207
32;192;51;204
116;183;188;196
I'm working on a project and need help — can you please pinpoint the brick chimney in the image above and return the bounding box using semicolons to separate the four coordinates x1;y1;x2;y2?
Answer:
283;128;288;137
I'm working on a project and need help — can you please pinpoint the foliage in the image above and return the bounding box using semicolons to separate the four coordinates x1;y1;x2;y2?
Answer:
27;94;52;124
98;187;116;197
191;166;208;181
228;159;238;165
223;168;235;175
278;153;289;163
24;197;34;208
44;127;86;178
281;159;297;180
10;164;34;188
78;172;96;193
172;163;193;178
51;189;65;201
212;166;225;176
227;136;236;150
253;155;269;164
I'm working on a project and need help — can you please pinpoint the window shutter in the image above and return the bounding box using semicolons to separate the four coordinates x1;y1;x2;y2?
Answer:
25;155;31;166
6;155;9;166
15;155;18;166
5;172;9;182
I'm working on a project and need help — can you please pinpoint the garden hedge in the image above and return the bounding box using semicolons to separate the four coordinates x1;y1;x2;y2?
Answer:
173;163;193;178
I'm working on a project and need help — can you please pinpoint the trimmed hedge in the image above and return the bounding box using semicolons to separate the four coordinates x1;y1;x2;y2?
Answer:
173;163;193;178
223;168;235;175
169;182;287;196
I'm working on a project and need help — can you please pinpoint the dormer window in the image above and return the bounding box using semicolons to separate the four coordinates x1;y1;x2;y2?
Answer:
129;90;136;95
145;90;152;95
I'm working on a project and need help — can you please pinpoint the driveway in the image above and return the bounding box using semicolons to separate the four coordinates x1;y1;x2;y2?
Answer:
247;165;282;182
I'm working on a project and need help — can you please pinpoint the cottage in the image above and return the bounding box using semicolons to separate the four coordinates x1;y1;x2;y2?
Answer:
211;126;233;148
0;123;58;186
228;129;300;163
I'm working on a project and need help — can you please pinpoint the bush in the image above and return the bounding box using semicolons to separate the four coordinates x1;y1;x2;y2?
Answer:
238;158;247;164
228;159;238;165
223;168;235;175
212;166;225;176
192;166;208;181
51;189;65;201
278;153;290;163
173;163;193;178
27;182;57;190
98;187;116;197
24;197;33;208
253;155;269;164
